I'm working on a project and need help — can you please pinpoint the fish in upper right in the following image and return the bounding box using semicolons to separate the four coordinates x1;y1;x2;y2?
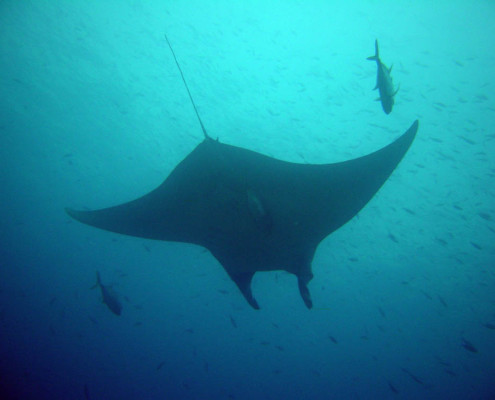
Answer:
367;39;399;114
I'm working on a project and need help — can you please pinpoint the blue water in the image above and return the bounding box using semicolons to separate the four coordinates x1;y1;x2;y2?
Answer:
1;1;494;399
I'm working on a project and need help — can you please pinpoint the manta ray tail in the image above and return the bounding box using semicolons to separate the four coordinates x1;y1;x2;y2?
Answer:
164;35;210;140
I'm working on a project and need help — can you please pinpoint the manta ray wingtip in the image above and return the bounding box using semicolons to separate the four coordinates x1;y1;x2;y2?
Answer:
65;207;87;223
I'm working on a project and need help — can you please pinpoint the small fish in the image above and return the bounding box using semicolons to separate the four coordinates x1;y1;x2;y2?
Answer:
93;272;122;316
328;335;338;344
461;338;478;353
401;367;424;385
156;361;165;370
388;233;399;243
436;238;448;246
478;212;492;221
482;322;495;330
229;315;237;328
421;290;433;300
470;242;482;250
435;356;451;367
388;380;399;394
438;296;448;308
367;39;399;114
458;136;475;145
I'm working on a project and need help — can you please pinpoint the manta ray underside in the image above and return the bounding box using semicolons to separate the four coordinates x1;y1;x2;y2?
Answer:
67;120;418;309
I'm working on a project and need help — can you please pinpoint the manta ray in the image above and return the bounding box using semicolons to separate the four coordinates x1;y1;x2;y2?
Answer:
66;37;418;309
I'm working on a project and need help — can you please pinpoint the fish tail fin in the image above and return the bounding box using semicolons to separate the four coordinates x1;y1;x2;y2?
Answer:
367;39;379;61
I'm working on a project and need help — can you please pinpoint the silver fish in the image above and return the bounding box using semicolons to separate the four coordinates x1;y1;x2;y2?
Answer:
94;271;122;316
367;39;399;114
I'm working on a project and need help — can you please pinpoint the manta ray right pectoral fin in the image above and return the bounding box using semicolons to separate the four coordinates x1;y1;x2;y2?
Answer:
230;272;260;310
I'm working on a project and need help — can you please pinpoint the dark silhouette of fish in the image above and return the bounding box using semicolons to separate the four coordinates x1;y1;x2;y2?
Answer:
66;36;418;309
482;322;495;330
387;380;399;394
94;271;122;316
367;39;399;114
156;361;165;370
328;335;338;344
461;338;478;353
401;367;424;385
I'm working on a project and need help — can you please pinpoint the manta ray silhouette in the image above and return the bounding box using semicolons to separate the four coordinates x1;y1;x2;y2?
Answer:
66;37;418;309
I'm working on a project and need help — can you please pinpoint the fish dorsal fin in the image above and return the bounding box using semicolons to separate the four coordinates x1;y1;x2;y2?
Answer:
393;83;400;97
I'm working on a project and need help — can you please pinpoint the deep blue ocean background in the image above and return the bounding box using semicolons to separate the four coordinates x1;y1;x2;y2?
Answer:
1;1;494;399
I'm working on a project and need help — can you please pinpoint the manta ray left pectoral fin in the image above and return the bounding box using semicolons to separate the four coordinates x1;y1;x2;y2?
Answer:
230;272;260;310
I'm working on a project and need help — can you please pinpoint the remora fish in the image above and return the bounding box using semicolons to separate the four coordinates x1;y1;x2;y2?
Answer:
367;39;399;114
94;271;122;316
